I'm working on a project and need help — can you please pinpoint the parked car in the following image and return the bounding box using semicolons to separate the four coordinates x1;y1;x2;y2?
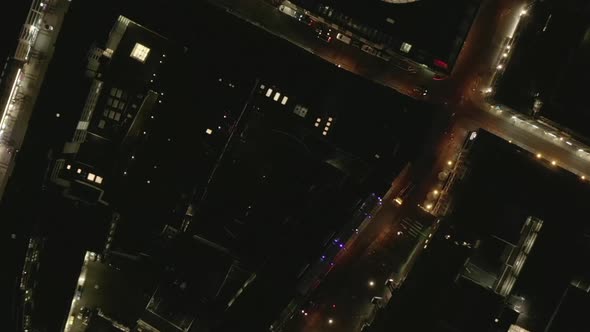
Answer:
361;44;377;56
336;32;351;44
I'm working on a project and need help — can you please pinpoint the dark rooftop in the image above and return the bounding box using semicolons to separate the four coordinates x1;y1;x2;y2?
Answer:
495;0;590;139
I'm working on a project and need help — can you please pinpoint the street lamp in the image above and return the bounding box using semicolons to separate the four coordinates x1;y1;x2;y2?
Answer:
369;280;375;287
536;153;542;159
447;160;453;166
328;318;334;325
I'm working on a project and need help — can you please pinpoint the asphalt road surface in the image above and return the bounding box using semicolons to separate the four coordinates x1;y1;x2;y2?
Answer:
202;0;590;331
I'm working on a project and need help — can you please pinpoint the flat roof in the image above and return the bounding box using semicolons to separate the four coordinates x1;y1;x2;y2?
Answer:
495;0;590;138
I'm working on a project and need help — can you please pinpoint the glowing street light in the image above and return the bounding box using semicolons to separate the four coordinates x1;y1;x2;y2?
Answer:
368;280;375;287
425;203;433;210
447;160;453;166
551;160;557;166
536;153;542;159
328;318;334;325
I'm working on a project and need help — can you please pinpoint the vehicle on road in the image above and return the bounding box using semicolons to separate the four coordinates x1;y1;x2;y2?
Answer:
361;44;377;56
394;182;414;206
336;32;351;44
316;26;332;43
297;13;313;26
278;5;298;19
412;85;429;97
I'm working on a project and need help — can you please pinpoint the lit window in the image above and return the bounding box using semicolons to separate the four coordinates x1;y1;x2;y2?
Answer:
400;42;412;53
95;176;103;184
77;168;82;174
205;128;213;135
98;120;105;128
87;173;96;181
322;131;328;136
328;117;333;121
281;96;289;105
324;126;329;131
316;118;322;122
265;88;273;97
293;105;308;118
273;92;281;101
66;164;71;170
326;122;331;127
130;43;150;63
314;123;320;127
114;113;121;121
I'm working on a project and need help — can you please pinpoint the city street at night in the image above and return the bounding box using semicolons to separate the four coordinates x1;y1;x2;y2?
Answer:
3;0;590;331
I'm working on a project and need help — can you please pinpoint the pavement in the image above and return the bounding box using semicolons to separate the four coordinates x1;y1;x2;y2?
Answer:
0;0;71;201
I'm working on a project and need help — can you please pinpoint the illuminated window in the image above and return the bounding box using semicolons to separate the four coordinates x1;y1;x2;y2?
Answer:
87;173;96;181
205;128;213;135
322;131;328;136
400;42;412;53
130;43;150;63
273;92;281;101
77;168;82;174
265;88;273;97
281;96;289;105
66;164;71;170
98;120;106;128
95;176;103;184
294;105;308;118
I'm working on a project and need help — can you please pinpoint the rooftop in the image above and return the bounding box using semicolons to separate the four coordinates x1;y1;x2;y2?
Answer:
495;0;590;139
